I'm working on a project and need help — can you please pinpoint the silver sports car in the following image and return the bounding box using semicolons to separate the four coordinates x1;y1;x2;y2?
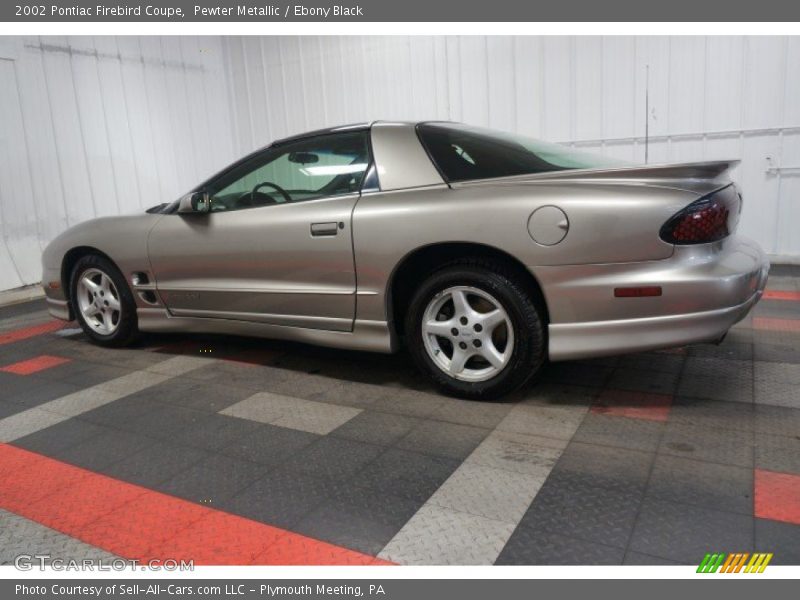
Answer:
42;121;769;398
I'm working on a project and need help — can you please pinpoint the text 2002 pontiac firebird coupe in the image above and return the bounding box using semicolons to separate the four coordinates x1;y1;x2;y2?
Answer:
42;122;769;398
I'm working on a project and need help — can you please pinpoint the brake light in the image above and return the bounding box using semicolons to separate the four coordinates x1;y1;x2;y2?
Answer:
660;184;741;245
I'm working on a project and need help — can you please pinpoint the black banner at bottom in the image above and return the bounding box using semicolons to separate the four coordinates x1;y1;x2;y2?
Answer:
3;579;797;600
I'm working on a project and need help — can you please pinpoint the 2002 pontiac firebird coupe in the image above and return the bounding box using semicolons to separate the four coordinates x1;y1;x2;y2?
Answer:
42;121;769;398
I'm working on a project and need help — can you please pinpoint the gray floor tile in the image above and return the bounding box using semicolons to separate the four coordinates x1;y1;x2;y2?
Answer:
379;504;515;565
220;422;319;465
0;407;67;442
541;362;612;388
465;430;566;476
496;403;587;441
668;396;754;433
622;551;682;565
226;469;334;529
428;399;513;429
519;474;643;549
572;412;664;452
222;391;362;435
754;404;800;438
754;342;800;364
171;413;264;451
427;462;545;523
688;341;753;362
618;352;685;374
294;489;419;556
396;419;489;460
282;436;385;480
629;498;753;564
56;427;152;471
754;518;800;565
13;417;107;456
659;420;755;468
754;378;800;409
609;368;679;395
519;382;598;408
330;410;421;446
755;432;800;475
159;454;270;507
371;389;446;418
356;448;460;503
646;454;753;515
550;442;654;495
0;509;118;565
496;524;626;565
103;440;210;488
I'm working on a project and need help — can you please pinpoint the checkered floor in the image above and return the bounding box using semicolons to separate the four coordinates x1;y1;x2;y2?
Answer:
1;268;799;566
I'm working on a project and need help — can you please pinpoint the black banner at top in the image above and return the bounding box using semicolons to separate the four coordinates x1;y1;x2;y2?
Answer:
3;0;800;22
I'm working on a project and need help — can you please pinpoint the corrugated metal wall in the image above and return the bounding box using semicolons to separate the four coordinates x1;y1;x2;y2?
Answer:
0;36;235;292
225;36;800;262
1;35;798;292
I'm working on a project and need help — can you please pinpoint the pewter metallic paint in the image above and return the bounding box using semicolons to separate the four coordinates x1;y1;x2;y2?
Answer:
42;121;769;361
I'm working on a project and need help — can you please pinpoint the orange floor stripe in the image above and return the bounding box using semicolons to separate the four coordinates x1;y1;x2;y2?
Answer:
763;290;800;301
754;469;800;526
0;321;65;345
752;317;800;332
1;355;71;375
591;389;672;422
0;443;390;565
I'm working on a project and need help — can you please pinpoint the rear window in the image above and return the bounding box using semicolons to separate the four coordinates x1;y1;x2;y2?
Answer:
417;123;628;183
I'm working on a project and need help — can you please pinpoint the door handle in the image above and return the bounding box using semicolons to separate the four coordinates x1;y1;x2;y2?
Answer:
310;222;341;237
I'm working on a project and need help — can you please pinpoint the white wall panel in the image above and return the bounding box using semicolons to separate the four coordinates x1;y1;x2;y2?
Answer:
0;36;235;291
1;35;799;292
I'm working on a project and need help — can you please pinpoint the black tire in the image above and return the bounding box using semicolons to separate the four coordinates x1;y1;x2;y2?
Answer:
69;254;139;347
405;259;545;400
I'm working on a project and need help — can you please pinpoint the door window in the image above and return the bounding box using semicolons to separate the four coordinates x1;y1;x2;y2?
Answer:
207;131;370;212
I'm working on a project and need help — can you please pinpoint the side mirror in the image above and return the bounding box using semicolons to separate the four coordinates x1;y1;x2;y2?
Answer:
178;191;210;214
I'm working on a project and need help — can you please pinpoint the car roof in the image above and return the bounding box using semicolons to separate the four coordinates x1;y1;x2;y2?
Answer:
271;122;374;146
270;120;465;147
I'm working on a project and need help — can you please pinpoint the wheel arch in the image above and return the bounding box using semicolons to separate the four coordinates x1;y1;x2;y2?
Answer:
387;241;550;337
61;246;117;302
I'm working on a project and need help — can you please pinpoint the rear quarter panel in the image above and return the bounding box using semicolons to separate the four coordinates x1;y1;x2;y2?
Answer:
352;181;697;322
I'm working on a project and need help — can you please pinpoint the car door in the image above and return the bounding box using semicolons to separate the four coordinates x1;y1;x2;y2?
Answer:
147;130;372;331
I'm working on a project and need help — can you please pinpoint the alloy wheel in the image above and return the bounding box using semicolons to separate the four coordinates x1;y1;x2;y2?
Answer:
421;285;515;382
76;268;122;335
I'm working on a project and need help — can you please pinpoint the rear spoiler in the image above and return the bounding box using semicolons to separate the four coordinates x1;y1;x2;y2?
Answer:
454;160;740;188
536;160;739;182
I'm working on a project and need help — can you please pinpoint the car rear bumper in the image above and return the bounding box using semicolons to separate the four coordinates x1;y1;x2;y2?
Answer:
543;236;769;361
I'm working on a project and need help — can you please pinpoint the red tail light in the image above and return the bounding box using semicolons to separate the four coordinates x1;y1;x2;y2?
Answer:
660;184;741;245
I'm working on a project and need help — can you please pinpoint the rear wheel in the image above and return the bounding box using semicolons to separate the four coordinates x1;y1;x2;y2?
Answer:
70;254;138;347
406;260;545;400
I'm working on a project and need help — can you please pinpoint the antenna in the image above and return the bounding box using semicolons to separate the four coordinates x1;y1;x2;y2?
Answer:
645;64;650;164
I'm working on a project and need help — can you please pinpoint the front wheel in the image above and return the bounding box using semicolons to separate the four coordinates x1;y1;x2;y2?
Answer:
405;261;546;400
70;254;139;347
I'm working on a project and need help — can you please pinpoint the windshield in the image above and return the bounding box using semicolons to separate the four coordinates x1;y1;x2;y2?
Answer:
417;123;631;183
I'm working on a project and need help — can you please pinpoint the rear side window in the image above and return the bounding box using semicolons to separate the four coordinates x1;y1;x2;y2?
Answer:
417;123;627;183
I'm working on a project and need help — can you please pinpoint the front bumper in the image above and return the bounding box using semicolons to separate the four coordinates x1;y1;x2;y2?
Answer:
46;297;72;321
542;236;769;361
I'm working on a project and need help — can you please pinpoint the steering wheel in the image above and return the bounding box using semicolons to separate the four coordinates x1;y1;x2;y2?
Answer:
251;181;292;204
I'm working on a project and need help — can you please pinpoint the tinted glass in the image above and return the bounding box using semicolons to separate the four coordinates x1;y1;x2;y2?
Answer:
206;131;370;212
418;123;629;183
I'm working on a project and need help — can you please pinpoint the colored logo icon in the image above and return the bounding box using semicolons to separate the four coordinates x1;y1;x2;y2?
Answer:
697;553;773;573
